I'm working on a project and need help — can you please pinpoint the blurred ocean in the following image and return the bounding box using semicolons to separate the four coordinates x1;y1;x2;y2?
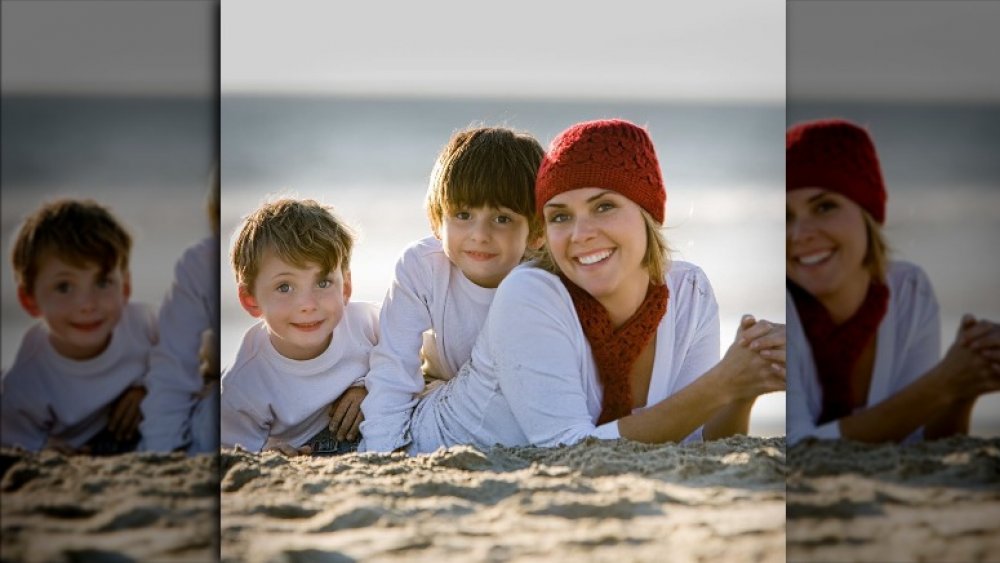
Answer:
221;95;788;435
1;95;215;374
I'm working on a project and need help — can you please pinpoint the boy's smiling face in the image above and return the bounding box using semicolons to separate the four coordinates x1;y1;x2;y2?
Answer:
239;250;351;361
18;254;131;360
439;205;540;288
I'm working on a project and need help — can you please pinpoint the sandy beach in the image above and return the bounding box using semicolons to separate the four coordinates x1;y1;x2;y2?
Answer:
787;436;1000;562
220;436;786;562
0;449;218;562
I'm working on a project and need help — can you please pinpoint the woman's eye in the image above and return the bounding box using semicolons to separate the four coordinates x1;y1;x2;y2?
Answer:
547;213;569;224
317;279;332;289
596;202;615;213
276;283;291;293
815;201;837;214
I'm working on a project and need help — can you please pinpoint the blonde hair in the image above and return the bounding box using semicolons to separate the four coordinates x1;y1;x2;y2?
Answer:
535;208;671;286
231;198;354;293
862;211;890;283
426;126;544;242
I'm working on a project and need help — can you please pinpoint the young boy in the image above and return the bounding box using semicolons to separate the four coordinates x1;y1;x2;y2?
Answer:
139;165;220;454
360;126;544;453
1;199;156;454
220;198;378;455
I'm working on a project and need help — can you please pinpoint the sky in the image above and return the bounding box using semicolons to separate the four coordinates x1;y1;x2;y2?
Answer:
6;1;998;102
225;0;787;101
1;0;214;96
789;1;1000;102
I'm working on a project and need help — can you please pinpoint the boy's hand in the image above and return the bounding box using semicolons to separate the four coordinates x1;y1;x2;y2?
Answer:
199;329;220;382
328;387;367;441
43;436;90;456
265;441;313;457
108;386;146;441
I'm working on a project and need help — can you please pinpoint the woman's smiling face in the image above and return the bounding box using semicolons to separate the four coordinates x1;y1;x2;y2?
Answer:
786;187;870;303
543;187;650;316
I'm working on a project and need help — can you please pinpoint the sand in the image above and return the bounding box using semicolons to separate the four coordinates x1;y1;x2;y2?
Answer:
787;436;1000;562
220;436;786;562
0;449;218;563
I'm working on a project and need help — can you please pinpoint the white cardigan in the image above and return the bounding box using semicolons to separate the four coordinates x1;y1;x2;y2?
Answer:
405;261;720;455
787;261;940;445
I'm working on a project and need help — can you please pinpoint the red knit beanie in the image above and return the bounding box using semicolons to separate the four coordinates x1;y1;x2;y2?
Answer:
787;119;887;224
536;119;666;224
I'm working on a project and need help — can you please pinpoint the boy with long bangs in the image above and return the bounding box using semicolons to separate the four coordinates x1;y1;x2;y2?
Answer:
2;199;156;453
360;126;544;453
220;198;378;455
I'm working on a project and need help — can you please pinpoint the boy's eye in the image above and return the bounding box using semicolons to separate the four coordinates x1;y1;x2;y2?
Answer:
494;215;513;225
317;279;332;289
95;277;112;289
454;211;471;220
55;281;72;294
276;283;291;293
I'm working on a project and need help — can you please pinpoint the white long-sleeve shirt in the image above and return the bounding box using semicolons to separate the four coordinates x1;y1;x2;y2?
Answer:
220;301;379;452
139;236;219;452
360;236;496;452
787;261;940;445
407;261;720;455
1;303;158;451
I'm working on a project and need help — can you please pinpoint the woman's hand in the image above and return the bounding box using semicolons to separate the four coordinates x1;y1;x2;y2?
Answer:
719;315;786;399
741;315;787;370
937;315;1000;399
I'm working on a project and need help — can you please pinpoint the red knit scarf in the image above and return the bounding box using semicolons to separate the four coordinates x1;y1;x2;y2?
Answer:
788;279;889;424
560;276;669;425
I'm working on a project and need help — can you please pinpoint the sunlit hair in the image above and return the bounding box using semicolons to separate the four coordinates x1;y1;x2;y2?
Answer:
862;210;890;284
426;126;544;243
12;199;132;296
231;198;354;294
207;164;220;237
534;208;671;286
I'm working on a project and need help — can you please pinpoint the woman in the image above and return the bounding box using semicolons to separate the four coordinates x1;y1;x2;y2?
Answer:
786;118;1000;444
403;119;786;454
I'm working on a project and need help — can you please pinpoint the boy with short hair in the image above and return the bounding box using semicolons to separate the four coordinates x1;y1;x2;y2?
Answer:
220;198;378;455
360;126;544;453
1;199;156;453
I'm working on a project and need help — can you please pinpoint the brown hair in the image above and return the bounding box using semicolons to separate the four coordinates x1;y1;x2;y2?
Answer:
426;126;544;242
207;164;220;237
535;208;671;286
231;198;354;294
12;199;132;295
